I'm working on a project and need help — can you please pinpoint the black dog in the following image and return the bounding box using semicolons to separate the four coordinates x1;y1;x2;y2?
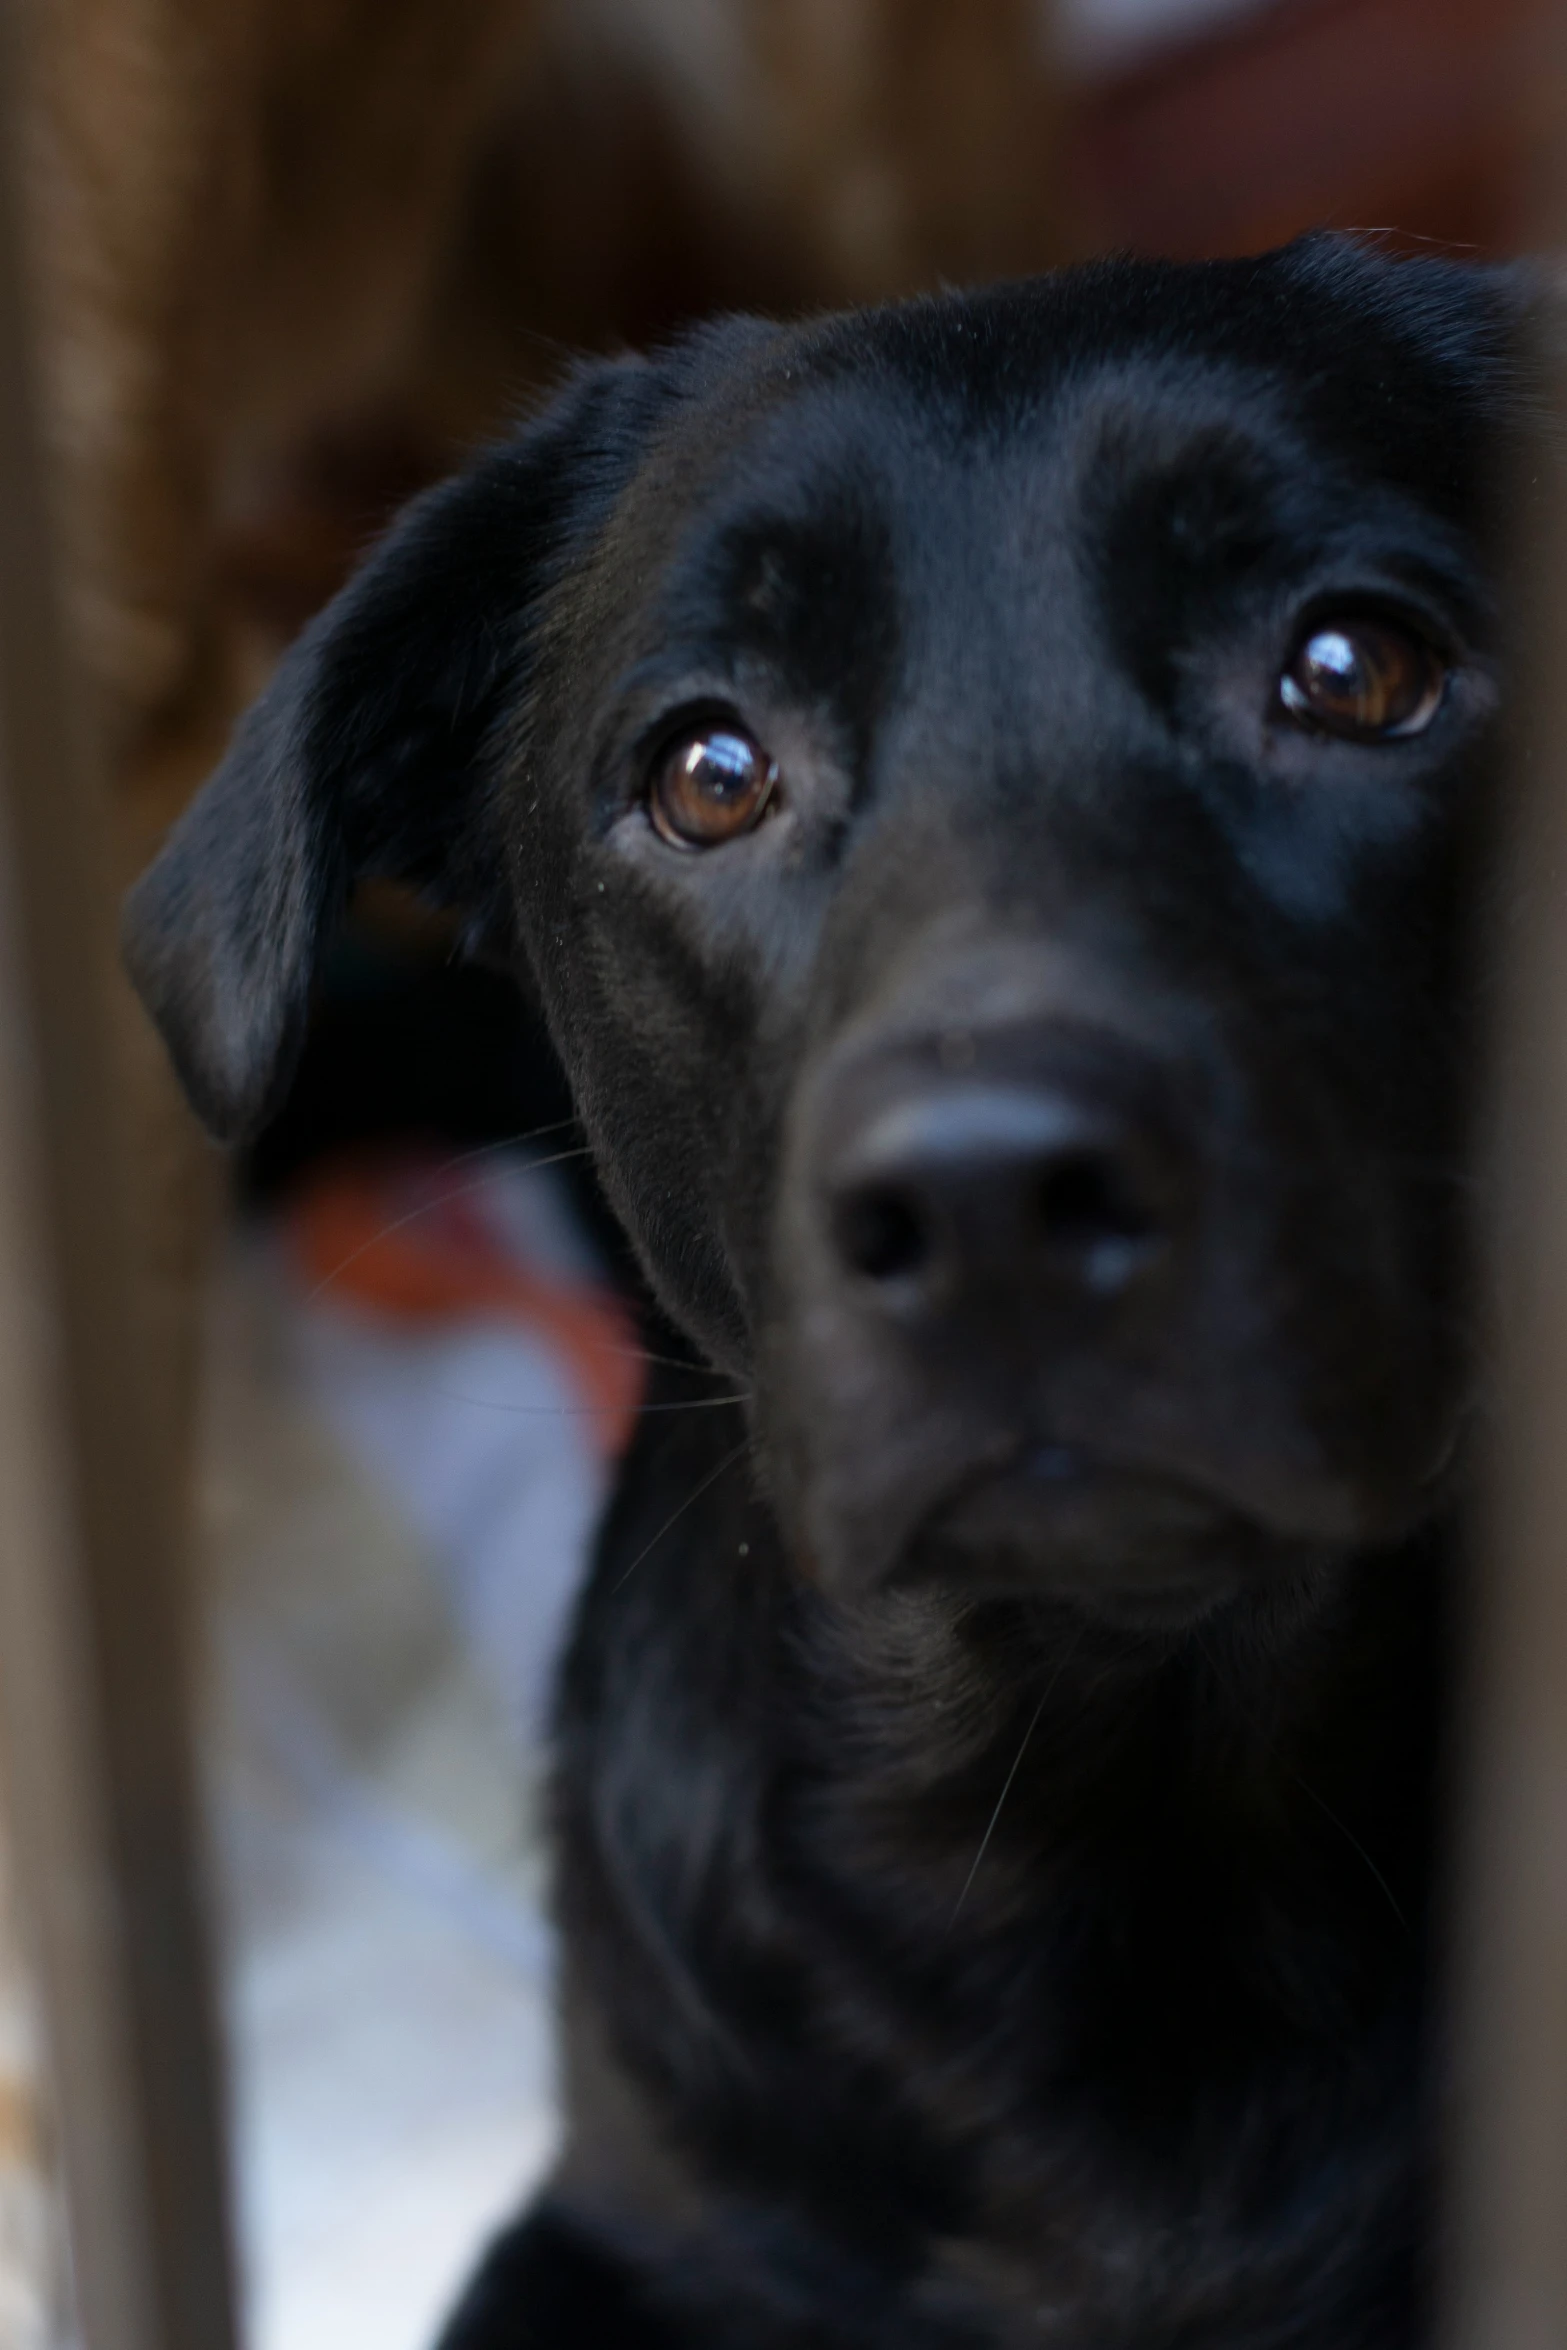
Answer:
126;238;1530;2347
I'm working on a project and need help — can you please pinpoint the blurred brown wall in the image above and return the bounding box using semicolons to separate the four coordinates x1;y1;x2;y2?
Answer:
1068;0;1547;259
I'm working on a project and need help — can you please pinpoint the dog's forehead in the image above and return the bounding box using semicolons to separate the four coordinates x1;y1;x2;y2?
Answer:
601;268;1499;685
517;249;1508;918
591;372;1472;779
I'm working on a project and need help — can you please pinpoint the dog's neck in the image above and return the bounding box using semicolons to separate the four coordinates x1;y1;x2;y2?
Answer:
807;1527;1447;1974
790;1521;1447;2271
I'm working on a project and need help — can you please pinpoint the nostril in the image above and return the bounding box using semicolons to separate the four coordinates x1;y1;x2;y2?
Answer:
1034;1151;1153;1252
834;1184;931;1282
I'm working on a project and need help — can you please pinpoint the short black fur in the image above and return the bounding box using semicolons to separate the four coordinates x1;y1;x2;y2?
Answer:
124;238;1542;2346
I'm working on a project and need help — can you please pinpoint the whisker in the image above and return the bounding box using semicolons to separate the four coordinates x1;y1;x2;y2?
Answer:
1384;1158;1486;1197
950;1629;1083;1927
288;1136;747;1386
1286;1772;1410;1935
450;1330;748;1381
299;1144;596;1304
1195;1633;1409;1936
610;1441;751;1592
587;1341;747;1379
422;1116;583;1175
431;1386;750;1419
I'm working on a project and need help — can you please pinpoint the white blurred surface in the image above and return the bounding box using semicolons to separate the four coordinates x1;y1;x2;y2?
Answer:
1049;0;1278;71
200;1168;612;2350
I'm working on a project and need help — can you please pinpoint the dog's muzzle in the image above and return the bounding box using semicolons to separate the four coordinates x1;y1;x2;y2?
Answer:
765;954;1429;1618
819;1031;1190;1332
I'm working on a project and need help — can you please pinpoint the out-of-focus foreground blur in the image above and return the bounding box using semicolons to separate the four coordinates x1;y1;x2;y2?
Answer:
0;1;1556;2345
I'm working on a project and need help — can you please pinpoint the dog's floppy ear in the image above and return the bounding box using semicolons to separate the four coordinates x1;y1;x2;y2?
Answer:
123;358;672;1143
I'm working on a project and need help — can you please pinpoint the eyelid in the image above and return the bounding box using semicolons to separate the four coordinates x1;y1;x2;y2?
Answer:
640;698;754;771
1287;588;1461;665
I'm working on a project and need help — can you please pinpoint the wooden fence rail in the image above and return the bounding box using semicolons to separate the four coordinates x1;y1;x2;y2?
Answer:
0;8;238;2350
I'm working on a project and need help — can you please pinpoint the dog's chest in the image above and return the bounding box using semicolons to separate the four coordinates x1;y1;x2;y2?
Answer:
783;1737;1426;2344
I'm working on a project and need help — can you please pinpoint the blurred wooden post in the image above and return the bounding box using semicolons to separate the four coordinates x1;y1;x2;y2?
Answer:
1441;47;1567;2343
0;7;238;2350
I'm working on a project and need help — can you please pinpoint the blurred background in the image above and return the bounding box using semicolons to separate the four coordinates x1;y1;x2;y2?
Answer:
2;0;1556;2344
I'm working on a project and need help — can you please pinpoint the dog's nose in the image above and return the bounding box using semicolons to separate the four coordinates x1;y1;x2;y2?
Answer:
823;1058;1188;1315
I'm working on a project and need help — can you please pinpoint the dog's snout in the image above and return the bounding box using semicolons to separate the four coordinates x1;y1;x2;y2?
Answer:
821;1042;1189;1318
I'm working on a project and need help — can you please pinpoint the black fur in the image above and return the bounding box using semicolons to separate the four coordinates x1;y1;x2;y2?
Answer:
125;240;1539;2345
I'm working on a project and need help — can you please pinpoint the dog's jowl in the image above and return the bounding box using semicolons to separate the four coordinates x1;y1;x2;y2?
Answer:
125;240;1526;2347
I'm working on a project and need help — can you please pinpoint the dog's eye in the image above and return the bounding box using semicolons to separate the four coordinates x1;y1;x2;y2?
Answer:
648;725;778;848
1279;619;1444;741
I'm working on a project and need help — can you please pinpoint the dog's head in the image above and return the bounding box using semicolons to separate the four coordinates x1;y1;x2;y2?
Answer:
126;239;1529;1628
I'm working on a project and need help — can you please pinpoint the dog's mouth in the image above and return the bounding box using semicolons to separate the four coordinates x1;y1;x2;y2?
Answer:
899;1440;1344;1630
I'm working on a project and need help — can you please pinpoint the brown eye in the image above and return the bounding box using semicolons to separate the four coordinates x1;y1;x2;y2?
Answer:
1279;618;1444;740
648;724;778;847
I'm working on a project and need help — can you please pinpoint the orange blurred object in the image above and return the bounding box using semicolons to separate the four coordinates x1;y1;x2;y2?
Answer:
284;1153;645;1457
